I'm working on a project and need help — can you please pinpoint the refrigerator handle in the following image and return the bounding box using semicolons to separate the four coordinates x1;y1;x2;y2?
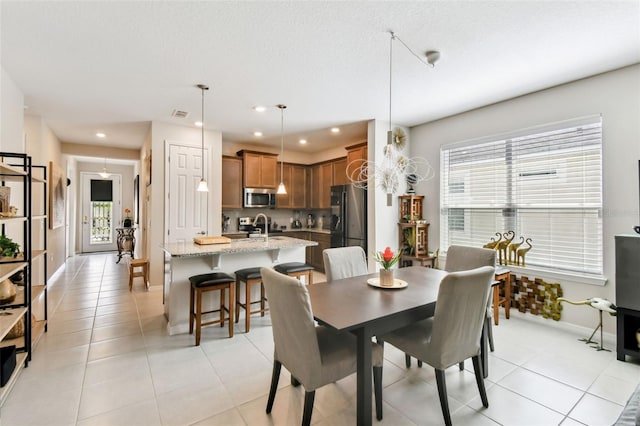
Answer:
342;191;348;235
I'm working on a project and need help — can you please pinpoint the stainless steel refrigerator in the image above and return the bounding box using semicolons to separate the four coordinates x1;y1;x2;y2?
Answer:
330;184;367;253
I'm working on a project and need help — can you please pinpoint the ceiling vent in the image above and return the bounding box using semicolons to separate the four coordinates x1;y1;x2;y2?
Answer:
171;109;190;119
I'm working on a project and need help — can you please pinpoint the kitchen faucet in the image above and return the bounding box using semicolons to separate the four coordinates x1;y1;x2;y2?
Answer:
253;213;269;242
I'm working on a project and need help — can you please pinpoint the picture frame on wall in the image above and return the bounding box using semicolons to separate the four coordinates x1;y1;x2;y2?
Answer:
134;175;139;225
49;161;65;229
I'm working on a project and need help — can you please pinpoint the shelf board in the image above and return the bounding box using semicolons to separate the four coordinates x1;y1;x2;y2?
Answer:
32;249;46;261
32;285;45;301
0;216;27;224
32;214;47;221
0;307;27;341
31;175;45;184
0;263;26;284
0;161;27;179
32;320;46;348
0;352;27;407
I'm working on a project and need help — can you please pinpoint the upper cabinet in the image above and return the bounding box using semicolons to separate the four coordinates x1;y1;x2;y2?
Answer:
222;156;242;209
239;150;277;188
310;162;333;209
277;163;307;209
346;143;367;183
332;157;348;185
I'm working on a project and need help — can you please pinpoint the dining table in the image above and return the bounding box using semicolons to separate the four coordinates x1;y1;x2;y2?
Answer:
307;266;449;426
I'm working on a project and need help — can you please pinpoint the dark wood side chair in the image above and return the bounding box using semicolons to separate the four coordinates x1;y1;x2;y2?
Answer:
274;262;314;285
234;267;268;332
188;272;235;345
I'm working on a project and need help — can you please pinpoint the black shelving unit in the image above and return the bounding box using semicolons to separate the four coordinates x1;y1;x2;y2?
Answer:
0;153;48;404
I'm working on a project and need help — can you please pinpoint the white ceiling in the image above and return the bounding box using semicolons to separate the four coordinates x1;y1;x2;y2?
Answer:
2;1;639;153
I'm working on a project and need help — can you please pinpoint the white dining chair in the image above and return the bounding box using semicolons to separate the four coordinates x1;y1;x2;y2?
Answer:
322;246;368;282
260;267;385;425
407;245;497;368
379;266;495;426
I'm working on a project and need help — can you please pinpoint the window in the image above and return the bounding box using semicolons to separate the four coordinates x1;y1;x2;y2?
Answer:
440;115;602;276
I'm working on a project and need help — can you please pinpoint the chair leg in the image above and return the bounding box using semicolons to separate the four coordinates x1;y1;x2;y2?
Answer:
228;284;234;338
266;360;282;413
195;288;202;346
302;390;315;426
373;366;383;420
291;376;300;387
472;355;489;408
405;354;411;368
220;288;226;327
235;278;241;324
260;282;266;317
459;361;464;371
245;280;251;332
189;285;195;335
435;369;452;426
417;359;422;368
486;315;495;352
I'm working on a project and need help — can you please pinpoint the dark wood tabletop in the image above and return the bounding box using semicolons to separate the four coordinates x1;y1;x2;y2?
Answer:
307;266;449;426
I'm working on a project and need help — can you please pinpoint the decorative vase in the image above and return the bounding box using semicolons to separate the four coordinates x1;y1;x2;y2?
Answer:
123;218;132;228
379;269;394;287
0;279;17;305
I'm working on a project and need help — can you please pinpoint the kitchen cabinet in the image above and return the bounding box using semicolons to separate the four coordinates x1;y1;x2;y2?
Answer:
332;157;348;185
346;142;367;183
0;153;47;405
276;163;307;209
239;150;277;188
308;232;331;272
222;156;242;209
310;162;333;209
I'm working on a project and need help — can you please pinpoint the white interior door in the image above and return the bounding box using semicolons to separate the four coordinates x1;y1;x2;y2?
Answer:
167;144;209;243
81;173;121;253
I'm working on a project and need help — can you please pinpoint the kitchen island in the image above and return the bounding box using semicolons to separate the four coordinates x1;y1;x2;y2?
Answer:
162;236;317;335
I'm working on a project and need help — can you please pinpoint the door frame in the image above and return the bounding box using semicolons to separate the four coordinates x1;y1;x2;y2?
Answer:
79;171;122;253
164;139;213;244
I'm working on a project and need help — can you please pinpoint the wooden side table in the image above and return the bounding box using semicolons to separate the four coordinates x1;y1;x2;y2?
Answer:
493;267;511;325
116;226;136;264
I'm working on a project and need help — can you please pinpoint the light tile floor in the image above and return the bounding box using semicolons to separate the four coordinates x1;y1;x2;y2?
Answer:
3;253;639;425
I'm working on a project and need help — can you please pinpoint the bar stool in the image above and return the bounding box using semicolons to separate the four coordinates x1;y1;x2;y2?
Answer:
274;262;314;285
188;272;235;345
128;258;149;291
234;267;267;332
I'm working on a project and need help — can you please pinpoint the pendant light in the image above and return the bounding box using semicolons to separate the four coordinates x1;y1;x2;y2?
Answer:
196;84;210;192
276;104;287;195
99;158;110;179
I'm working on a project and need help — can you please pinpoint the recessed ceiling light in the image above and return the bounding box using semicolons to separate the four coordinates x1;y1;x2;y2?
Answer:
96;132;106;138
194;121;203;127
299;139;307;145
254;131;263;137
331;127;340;133
253;106;266;112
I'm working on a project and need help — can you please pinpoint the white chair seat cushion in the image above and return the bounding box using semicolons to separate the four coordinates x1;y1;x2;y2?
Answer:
380;318;434;364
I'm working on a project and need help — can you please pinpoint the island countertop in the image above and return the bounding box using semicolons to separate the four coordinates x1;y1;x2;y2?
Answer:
162;235;317;257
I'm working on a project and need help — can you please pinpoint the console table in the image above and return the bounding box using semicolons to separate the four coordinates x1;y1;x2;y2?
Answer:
115;227;135;263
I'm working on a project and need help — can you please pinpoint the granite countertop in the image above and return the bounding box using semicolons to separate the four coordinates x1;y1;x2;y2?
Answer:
163;235;317;257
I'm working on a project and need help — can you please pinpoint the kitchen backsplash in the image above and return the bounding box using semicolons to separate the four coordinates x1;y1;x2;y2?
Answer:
222;208;331;233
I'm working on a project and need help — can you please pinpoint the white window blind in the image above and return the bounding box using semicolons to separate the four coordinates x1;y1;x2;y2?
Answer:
440;116;603;275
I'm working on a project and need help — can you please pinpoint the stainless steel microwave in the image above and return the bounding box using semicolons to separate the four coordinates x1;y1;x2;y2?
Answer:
244;188;276;208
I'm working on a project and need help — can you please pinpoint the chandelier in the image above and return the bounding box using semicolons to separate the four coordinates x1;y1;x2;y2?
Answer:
348;31;439;206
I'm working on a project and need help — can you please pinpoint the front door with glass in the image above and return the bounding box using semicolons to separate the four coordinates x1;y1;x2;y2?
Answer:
81;172;121;253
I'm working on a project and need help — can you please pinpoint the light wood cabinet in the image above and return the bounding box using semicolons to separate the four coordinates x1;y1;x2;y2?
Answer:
239;150;278;188
276;163;307;209
332;157;348;185
310;162;333;209
222;156;242;209
346;142;367;183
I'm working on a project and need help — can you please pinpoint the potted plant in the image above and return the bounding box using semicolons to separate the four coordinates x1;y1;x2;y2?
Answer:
123;208;132;227
373;247;402;286
0;235;20;259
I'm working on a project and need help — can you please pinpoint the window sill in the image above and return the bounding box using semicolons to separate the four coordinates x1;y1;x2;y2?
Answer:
498;264;607;287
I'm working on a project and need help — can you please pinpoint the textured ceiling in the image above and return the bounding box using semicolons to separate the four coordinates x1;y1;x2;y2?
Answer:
2;1;639;153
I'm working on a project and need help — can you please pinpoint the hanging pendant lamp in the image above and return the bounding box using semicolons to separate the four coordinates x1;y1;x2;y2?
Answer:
99;158;110;179
276;104;287;195
196;84;210;192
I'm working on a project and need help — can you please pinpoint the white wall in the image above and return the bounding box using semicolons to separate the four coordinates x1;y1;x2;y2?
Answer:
410;64;640;332
0;66;24;153
148;121;222;289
